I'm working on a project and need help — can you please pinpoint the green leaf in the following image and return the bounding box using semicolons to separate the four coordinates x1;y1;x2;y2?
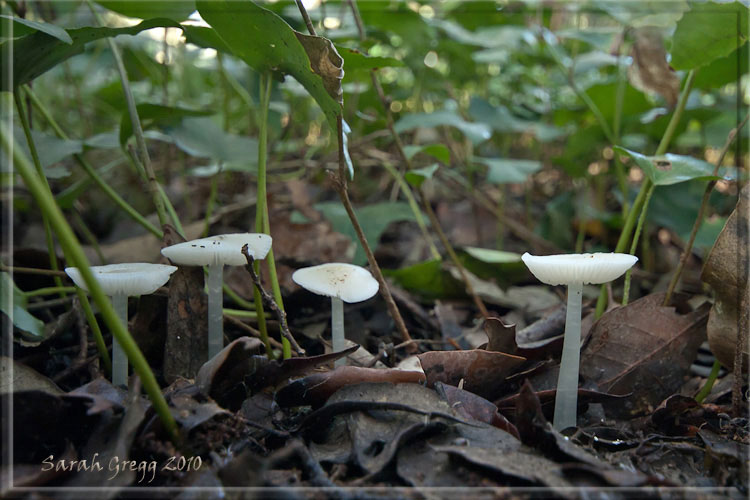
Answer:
405;163;439;188
594;0;689;28
0;15;72;44
615;146;728;186
475;157;542;184
469;97;563;142
671;1;749;70
394;110;491;144
13;127;82;178
383;260;464;300
338;47;403;72
463;247;522;264
0;273;45;339
119;104;213;146
96;1;197;21
315;201;418;265
196;0;341;132
692;43;748;90
403;144;451;164
166;117;258;166
1;18;182;91
181;24;233;53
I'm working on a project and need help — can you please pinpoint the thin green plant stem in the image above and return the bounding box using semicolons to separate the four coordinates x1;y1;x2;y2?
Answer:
1;125;179;443
23;286;76;298
13;90;66;297
86;0;169;228
24;86;163;238
203;175;219;237
76;289;112;375
381;162;441;261
223;308;258;318
224;285;255;310
613;62;629;216
595;70;697;317
254;71;284;359
156;183;185;237
622;183;654;305
695;360;722;404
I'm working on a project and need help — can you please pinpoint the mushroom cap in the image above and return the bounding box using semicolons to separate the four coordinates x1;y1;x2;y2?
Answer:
161;233;272;267
521;252;638;285
292;263;379;303
65;263;178;296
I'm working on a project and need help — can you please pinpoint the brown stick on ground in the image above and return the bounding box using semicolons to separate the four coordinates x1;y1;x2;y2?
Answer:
241;244;305;355
294;0;412;345
331;116;413;345
346;0;490;320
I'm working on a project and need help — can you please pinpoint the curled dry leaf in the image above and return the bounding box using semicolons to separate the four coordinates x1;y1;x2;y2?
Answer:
496;386;629;422
294;33;344;104
628;28;680;107
701;183;749;372
434;381;519;439
580;293;709;417
196;338;358;410
417;349;526;400
275;365;425;407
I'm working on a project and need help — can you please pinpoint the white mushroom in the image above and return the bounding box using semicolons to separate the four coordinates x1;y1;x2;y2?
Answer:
292;263;379;367
521;252;637;431
65;263;177;387
161;233;272;358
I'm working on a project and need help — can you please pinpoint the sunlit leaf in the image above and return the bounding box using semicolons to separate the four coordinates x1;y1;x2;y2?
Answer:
614;146;729;186
1;18;182;91
0;15;72;44
196;0;341;132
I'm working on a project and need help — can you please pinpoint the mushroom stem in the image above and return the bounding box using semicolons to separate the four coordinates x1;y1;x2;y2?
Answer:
331;297;346;367
207;263;224;359
111;293;128;387
553;281;583;431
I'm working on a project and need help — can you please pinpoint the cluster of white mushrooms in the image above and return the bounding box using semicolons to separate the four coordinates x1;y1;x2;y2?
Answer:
67;231;636;431
66;232;379;387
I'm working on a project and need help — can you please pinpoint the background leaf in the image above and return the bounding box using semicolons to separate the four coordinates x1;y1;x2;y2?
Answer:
95;1;197;21
395;110;491;144
671;0;749;70
197;0;341;132
0;273;45;339
0;15;72;44
476;157;542;184
316;201;418;265
615;146;728;186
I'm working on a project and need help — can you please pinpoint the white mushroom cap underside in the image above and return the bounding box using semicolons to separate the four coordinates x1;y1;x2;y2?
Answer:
292;263;379;303
161;233;272;266
521;252;638;285
65;263;177;296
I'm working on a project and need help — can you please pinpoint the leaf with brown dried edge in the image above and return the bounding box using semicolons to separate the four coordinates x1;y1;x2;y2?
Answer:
295;33;344;105
702;183;749;372
196;338;357;410
628;28;680;107
163;224;208;383
434;381;519;439
579;292;709;417
417;349;526;400
275;365;425;408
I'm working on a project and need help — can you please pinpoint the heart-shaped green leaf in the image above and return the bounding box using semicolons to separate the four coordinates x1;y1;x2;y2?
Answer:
196;0;341;132
614;146;728;186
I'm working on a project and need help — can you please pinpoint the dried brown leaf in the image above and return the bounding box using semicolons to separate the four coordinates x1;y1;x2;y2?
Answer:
417;349;526;400
628;28;680;107
580;293;709;416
